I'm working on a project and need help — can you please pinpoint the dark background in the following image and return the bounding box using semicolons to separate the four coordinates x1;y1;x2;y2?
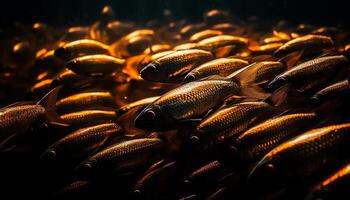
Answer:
0;0;349;27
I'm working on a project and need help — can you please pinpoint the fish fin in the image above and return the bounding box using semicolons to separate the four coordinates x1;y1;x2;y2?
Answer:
247;38;260;48
227;63;261;85
278;50;303;69
199;75;228;81
37;86;69;126
241;84;270;100
223;95;247;105
265;84;290;106
248;55;273;63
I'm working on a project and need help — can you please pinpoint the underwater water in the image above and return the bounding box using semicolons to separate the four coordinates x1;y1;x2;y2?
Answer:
1;1;350;200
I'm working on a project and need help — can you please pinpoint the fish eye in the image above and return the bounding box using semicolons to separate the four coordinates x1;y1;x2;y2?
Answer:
144;109;156;120
185;74;196;82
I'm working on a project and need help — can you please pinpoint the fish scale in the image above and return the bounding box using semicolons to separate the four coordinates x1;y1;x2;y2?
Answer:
236;113;318;161
85;138;163;168
196;102;271;142
156;80;239;120
251;123;350;183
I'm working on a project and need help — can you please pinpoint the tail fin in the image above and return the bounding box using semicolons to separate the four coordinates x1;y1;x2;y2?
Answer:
37;86;69;126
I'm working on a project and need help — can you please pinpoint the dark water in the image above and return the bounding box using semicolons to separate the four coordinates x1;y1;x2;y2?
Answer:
0;0;349;27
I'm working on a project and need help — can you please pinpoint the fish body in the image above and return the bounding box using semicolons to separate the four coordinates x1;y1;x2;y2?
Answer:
306;163;350;200
67;54;125;77
235;113;318;162
274;34;334;57
135;79;240;131
196;102;271;143
42;123;121;159
54;39;110;60
184;58;248;81
249;123;350;185
311;79;350;105
140;49;214;83
268;55;348;91
77;138;163;175
56;91;114;112
60;110;116;126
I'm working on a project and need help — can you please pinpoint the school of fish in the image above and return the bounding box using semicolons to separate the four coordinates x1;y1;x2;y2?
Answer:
2;6;350;200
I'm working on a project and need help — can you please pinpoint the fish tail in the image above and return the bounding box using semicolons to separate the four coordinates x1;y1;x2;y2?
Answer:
37;86;69;126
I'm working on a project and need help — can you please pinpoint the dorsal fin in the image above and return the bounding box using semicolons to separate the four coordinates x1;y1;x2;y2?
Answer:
37;86;69;126
278;50;303;69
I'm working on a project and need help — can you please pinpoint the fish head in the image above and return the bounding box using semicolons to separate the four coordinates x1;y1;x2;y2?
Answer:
268;75;288;91
134;104;175;131
75;158;98;179
66;59;79;72
140;61;164;82
273;47;288;58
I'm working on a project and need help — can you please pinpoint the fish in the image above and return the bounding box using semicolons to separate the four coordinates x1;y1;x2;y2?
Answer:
76;138;163;176
249;123;350;185
54;39;110;60
305;163;350;200
140;49;214;83
143;44;172;55
273;34;334;58
0;86;67;149
196;35;249;52
227;61;286;85
56;91;115;112
189;30;223;43
60;110;117;126
30;79;53;93
134;79;240;131
310;79;350;105
233;113;318;163
110;29;155;58
195;102;271;144
268;55;349;92
250;43;284;55
66;54;125;77
116;96;160;115
50;69;95;88
41;123;122;160
203;9;230;25
184;58;248;81
185;160;225;187
134;161;177;196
